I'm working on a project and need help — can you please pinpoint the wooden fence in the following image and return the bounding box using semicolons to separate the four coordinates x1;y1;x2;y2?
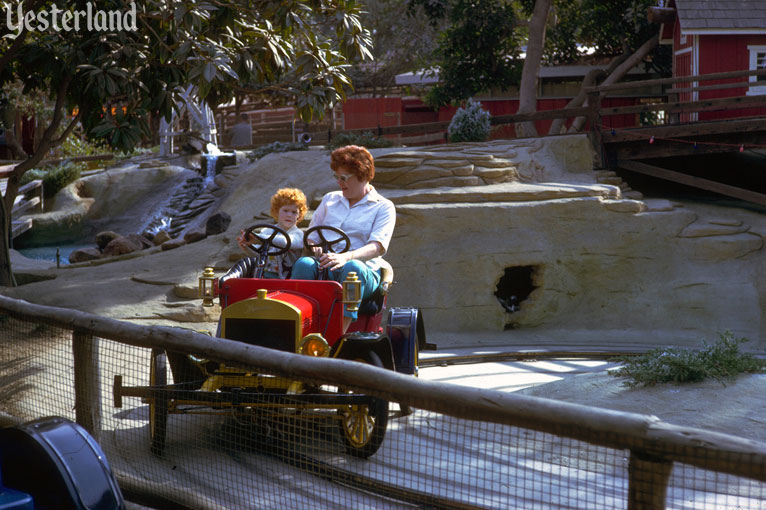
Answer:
218;68;766;158
1;294;765;509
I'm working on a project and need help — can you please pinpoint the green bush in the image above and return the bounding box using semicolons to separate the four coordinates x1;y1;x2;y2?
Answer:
19;161;83;198
611;332;766;388
448;98;491;143
247;141;310;161
57;134;109;158
115;146;157;160
326;131;393;151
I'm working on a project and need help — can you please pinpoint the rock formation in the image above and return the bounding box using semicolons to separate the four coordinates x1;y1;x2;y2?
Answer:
7;136;766;351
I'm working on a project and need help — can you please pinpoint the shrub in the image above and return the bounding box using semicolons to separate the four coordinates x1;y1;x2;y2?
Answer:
19;161;83;198
326;131;393;151
247;141;310;161
59;134;109;158
448;98;491;143
611;332;766;388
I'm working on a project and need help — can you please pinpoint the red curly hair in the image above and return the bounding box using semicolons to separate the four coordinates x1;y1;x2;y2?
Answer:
330;145;375;182
270;188;307;222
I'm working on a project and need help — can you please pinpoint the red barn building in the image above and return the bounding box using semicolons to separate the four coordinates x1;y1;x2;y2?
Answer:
660;0;766;122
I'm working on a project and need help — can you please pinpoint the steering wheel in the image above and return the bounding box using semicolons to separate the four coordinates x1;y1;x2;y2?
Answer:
303;225;351;254
243;224;291;256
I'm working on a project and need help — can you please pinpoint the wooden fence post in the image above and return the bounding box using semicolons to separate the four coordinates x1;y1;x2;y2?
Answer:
73;330;102;442
627;450;673;510
587;90;607;168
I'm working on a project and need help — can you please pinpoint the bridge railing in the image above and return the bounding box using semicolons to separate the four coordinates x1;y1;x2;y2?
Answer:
1;294;765;509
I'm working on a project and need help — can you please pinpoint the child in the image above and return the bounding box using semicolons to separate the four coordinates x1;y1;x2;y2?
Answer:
236;187;307;278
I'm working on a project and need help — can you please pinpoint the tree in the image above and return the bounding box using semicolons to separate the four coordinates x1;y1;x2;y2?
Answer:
346;0;444;96
515;0;553;138
415;0;522;108
543;0;668;135
0;0;373;286
408;0;668;135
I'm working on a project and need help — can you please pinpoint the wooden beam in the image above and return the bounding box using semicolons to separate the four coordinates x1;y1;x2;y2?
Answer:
618;159;766;206
586;68;766;94
10;218;32;239
73;330;102;442
628;451;672;510
667;80;751;94
599;94;766;118
604;117;766;143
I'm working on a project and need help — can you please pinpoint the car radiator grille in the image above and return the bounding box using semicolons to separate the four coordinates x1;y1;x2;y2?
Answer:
224;318;295;353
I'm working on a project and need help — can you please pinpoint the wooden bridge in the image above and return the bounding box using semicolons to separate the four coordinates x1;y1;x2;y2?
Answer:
0;171;43;241
590;68;766;207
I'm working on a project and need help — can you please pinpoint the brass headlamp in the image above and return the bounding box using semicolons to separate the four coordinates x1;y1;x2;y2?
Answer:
342;271;362;313
298;333;330;357
198;267;217;307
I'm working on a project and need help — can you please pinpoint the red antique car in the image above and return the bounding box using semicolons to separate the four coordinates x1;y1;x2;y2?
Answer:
114;224;431;458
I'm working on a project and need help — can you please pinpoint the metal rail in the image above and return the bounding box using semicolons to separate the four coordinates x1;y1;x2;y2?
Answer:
418;349;641;368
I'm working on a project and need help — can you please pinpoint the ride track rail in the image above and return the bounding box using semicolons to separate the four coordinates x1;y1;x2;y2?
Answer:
417;349;643;368
239;349;644;510
238;417;490;510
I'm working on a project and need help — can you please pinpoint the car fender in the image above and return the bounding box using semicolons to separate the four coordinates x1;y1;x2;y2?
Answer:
333;332;395;371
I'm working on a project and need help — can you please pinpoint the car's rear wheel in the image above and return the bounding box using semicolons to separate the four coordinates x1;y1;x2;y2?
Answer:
149;349;169;456
337;351;389;458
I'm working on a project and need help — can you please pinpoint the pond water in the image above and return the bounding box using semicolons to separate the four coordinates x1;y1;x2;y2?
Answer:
16;242;94;265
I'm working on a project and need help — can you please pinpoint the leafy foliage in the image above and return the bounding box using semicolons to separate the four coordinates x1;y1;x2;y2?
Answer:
611;332;766;388
326;131;394;151
348;0;444;95
447;99;491;143
247;141;310;162
422;0;521;107
19;162;83;199
58;134;109;159
544;0;670;74
1;0;374;155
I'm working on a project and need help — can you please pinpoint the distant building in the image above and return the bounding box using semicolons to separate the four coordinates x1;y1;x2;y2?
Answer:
659;0;766;121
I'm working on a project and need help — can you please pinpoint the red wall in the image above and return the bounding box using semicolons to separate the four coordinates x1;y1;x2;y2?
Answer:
342;97;403;130
697;34;766;120
343;96;647;143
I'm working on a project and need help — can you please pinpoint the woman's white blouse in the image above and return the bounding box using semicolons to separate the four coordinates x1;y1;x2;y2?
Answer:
308;186;396;270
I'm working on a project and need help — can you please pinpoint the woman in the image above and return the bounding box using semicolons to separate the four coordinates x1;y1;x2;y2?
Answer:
291;145;396;332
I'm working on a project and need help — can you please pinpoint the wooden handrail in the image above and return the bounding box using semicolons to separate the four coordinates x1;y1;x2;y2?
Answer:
2;293;766;491
586;67;766;94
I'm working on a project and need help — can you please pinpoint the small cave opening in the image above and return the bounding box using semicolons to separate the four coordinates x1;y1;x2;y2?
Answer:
494;265;538;322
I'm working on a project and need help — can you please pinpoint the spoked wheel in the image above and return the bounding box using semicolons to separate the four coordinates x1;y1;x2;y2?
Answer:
337;351;389;458
149;349;169;456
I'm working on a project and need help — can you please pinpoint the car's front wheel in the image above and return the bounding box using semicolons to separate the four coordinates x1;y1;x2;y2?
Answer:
337;351;389;458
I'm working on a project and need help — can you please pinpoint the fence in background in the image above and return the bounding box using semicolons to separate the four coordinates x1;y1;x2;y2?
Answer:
1;294;765;509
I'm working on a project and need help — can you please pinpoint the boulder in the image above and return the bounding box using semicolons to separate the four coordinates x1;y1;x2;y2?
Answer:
95;231;120;250
183;228;207;244
68;247;102;263
103;234;152;257
206;212;232;236
152;230;172;245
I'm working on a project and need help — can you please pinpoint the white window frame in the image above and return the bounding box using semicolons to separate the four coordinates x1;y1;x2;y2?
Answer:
747;45;766;95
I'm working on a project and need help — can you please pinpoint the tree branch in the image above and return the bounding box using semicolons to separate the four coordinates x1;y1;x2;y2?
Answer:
3;73;74;214
514;0;552;139
568;32;660;133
